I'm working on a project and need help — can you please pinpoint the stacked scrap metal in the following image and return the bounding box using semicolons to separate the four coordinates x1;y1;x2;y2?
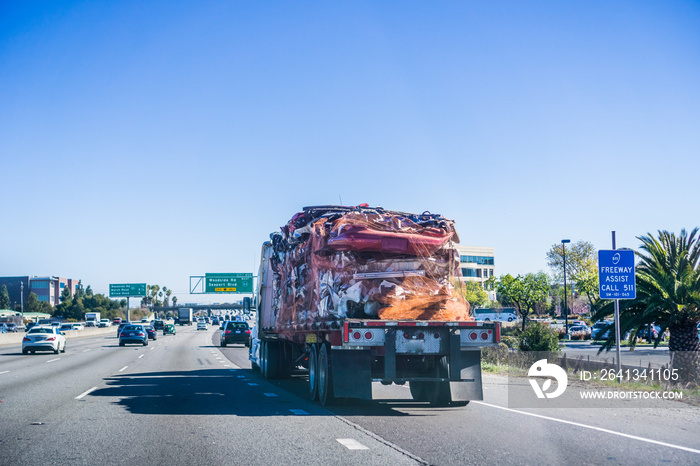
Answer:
268;205;472;333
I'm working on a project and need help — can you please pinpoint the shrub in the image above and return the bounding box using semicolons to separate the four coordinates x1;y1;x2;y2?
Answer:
519;323;561;352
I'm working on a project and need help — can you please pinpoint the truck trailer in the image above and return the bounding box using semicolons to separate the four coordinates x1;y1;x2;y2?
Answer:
84;312;100;327
177;307;193;325
249;205;499;407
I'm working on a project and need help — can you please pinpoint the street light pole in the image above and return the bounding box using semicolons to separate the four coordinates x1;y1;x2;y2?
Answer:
562;239;571;339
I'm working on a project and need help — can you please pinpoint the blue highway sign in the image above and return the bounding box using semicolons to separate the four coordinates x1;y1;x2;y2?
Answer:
598;250;636;299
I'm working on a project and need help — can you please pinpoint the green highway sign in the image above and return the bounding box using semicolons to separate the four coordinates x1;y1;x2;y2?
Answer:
205;273;253;293
109;283;147;297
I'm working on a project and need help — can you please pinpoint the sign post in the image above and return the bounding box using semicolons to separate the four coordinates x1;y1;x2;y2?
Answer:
598;232;636;382
109;283;147;323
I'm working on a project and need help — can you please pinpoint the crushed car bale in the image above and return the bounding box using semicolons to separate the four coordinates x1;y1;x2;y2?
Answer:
268;205;472;334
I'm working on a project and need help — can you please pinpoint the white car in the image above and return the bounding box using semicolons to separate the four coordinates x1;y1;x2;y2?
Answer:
98;319;111;328
22;326;67;354
196;322;207;331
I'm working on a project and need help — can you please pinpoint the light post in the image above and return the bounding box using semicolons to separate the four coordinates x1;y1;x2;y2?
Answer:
561;239;570;339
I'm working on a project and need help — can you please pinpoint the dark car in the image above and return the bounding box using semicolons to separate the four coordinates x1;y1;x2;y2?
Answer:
145;326;157;340
117;322;130;336
119;324;148;346
220;321;250;347
25;322;39;332
153;320;164;330
6;323;18;332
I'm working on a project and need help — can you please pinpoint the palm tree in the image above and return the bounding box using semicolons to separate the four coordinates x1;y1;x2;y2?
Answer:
593;228;700;384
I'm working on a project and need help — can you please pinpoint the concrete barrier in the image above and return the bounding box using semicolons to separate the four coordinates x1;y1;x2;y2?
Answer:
0;325;116;347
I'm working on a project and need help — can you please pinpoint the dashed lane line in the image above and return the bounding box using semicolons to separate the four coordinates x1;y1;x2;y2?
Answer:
75;387;98;400
337;439;369;450
118;366;128;372
46;358;60;363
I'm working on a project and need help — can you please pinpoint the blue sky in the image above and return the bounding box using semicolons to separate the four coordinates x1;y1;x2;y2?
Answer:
2;1;699;304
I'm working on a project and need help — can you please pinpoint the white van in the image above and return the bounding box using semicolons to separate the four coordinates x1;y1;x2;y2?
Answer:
474;308;518;322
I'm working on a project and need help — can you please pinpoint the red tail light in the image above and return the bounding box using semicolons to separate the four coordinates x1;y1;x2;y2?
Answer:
245;330;251;334
224;330;232;334
23;337;30;342
138;332;144;336
46;337;56;341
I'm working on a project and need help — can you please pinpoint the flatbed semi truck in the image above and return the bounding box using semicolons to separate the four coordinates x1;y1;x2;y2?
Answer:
250;205;499;406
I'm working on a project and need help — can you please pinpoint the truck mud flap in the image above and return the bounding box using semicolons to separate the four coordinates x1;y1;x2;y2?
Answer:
449;350;484;402
331;350;372;399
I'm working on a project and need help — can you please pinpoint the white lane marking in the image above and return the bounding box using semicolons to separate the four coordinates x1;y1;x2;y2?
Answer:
472;401;700;455
264;393;278;397
150;347;155;351
0;371;9;375
118;366;128;372
290;409;308;415
138;354;144;359
46;358;60;363
82;349;92;353
75;387;98;400
337;439;369;450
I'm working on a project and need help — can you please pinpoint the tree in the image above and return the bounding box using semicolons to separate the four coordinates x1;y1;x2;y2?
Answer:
496;273;550;331
60;285;72;303
546;240;599;313
172;296;178;307
0;285;10;309
459;281;489;308
592;228;700;384
26;292;41;313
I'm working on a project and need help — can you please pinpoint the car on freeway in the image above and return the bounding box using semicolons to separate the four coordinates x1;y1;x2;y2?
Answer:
25;322;39;332
112;318;122;325
163;323;176;335
220;321;250;347
99;319;111;328
6;323;19;332
71;323;84;330
141;318;150;323
59;323;73;332
117;322;134;336
152;319;164;330
119;324;148;346
22;326;66;354
145;326;157;340
196;321;207;331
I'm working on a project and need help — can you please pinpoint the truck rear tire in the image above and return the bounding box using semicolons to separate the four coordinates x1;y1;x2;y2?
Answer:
308;344;318;401
262;341;279;379
426;356;451;407
409;381;428;402
318;343;335;406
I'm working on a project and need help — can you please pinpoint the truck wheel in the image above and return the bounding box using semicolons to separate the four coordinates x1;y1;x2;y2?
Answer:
409;381;427;402
308;344;319;401
318;343;335;406
426;356;451;407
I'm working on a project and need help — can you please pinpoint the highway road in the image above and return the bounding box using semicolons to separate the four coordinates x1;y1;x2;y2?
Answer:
1;325;699;465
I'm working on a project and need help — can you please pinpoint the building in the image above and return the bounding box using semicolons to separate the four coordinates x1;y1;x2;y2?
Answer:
456;245;495;285
0;276;79;309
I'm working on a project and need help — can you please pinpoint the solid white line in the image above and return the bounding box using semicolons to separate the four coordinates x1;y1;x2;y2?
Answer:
472;401;700;455
75;387;98;400
0;370;9;375
118;366;128;372
138;354;144;359
46;358;60;363
337;438;369;450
